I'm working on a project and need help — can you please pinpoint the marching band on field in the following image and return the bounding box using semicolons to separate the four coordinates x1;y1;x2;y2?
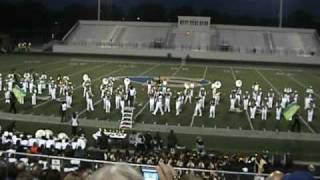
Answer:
0;71;317;122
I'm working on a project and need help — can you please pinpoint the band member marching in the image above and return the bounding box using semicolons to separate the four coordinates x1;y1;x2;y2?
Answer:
209;99;216;119
164;88;172;113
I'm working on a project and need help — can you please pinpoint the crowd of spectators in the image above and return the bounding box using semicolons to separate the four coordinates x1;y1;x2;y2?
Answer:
0;123;319;180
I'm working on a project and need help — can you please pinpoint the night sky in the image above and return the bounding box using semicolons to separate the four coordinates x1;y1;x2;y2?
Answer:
4;0;320;17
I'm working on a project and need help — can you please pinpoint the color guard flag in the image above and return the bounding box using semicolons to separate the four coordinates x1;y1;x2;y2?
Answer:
283;102;300;121
13;85;26;104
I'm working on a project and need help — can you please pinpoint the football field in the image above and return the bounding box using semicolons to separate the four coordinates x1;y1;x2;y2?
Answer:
0;54;320;160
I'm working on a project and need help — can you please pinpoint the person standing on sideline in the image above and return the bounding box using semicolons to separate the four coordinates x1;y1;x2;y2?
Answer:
9;91;17;114
128;85;136;107
60;101;67;122
71;112;79;136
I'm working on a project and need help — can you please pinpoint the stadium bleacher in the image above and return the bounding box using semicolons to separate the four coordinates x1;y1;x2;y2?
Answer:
60;17;320;56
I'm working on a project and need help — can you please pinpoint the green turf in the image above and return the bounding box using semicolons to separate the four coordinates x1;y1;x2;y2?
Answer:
0;54;320;160
0;54;319;132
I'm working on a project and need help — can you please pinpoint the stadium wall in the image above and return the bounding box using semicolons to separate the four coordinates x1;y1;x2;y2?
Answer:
53;44;320;65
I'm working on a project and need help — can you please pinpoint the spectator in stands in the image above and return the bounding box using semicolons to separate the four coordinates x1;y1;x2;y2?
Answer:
74;147;86;159
30;142;39;154
267;171;284;180
195;137;205;154
167;130;178;150
135;133;145;152
144;131;153;151
16;171;33;180
64;171;82;180
92;164;143;180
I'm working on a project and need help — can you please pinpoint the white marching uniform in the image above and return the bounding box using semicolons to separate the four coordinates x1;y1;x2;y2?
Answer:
120;97;125;114
261;106;267;121
293;94;299;104
267;93;274;109
22;81;28;93
184;88;192;104
256;93;262;108
149;95;155;112
5;90;10;104
250;104;256;119
307;108;314;122
147;81;152;95
37;83;42;95
176;95;183;116
86;91;94;111
29;81;34;94
0;77;2;91
243;96;249;111
8;81;13;92
193;98;202;117
199;89;206;108
115;92;121;110
276;106;282;121
32;92;37;105
164;92;171;113
281;96;287;109
66;92;72;108
229;94;236;111
304;96;312;110
209;101;216;119
124;78;131;92
153;96;164;115
51;85;57;100
103;96;111;113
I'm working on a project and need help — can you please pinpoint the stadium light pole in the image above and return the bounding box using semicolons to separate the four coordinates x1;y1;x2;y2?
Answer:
97;0;101;21
279;0;283;28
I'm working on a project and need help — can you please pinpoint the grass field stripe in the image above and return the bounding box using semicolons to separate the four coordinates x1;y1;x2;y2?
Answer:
255;69;281;95
202;66;208;79
70;57;305;73
32;64;111;109
171;65;183;77
1;59;65;74
287;75;320;99
255;68;316;134
231;67;254;130
190;115;195;127
133;102;149;120
230;67;237;81
79;64;160;117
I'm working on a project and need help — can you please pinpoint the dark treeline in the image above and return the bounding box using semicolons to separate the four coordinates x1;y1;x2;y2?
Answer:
0;1;319;43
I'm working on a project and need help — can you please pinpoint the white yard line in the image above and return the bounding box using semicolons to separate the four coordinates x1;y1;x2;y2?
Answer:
79;64;160;117
33;64;112;109
255;68;316;134
230;67;237;81
202;66;208;79
255;69;281;95
171;65;183;77
190;115;195;127
231;67;254;130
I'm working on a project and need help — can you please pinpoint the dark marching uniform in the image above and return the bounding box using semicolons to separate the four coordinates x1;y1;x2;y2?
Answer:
9;92;17;114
